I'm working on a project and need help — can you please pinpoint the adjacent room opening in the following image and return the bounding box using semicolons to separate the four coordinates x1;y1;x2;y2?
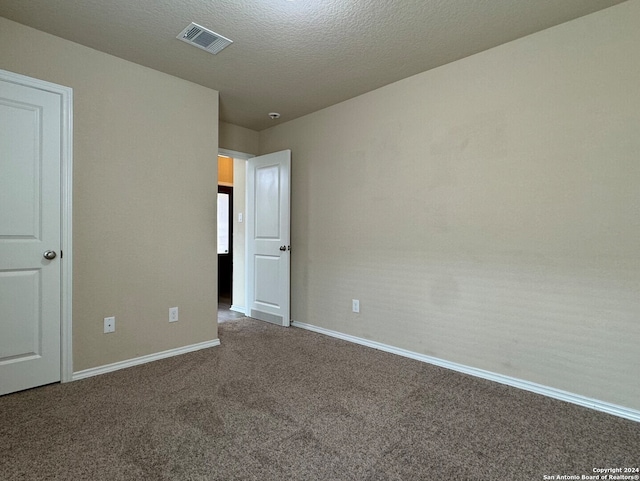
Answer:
217;156;234;308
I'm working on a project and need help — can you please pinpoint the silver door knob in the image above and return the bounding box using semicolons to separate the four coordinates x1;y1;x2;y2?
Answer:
43;250;57;260
279;246;286;251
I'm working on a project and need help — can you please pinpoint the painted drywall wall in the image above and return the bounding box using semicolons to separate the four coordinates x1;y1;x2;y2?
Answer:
232;159;247;312
0;17;219;371
260;1;640;411
219;121;259;155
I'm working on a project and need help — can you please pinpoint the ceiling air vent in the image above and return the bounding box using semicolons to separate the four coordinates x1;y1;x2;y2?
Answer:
176;23;233;55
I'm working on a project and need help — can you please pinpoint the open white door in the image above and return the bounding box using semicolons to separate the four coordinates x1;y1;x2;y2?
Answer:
246;150;291;327
0;71;71;395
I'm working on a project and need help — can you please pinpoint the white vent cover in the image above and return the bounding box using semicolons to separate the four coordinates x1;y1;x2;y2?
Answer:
177;23;233;55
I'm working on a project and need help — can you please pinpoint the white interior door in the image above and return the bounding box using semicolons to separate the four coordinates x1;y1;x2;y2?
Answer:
0;73;64;395
246;150;291;326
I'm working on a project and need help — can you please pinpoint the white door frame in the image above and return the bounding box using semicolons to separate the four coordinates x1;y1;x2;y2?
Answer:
218;148;254;315
218;148;254;162
0;69;73;383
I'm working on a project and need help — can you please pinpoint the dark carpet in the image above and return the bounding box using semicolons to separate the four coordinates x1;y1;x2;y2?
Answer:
1;318;638;480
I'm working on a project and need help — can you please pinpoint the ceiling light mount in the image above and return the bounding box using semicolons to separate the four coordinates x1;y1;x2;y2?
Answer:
268;112;281;120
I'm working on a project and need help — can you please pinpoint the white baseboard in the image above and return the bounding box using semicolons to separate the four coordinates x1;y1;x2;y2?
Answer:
230;305;246;314
291;320;640;423
72;339;220;381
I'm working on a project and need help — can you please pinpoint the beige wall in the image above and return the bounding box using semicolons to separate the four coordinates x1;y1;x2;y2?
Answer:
219;121;259;155
260;1;640;410
0;17;219;371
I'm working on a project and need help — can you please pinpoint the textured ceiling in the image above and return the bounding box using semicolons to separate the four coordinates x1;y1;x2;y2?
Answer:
0;0;627;131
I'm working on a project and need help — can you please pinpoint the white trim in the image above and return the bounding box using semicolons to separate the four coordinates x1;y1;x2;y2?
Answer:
218;148;255;161
0;69;74;384
72;339;221;381
230;305;246;314
291;320;640;423
60;80;73;383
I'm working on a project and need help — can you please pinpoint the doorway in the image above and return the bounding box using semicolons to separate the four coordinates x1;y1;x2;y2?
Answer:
217;152;246;322
216;149;291;325
217;184;233;306
218;151;250;317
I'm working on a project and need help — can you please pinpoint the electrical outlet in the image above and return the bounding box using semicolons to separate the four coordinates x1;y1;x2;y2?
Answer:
352;299;360;313
169;307;179;323
104;316;115;333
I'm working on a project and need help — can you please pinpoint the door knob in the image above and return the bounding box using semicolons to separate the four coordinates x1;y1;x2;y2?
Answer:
43;250;57;260
279;246;286;251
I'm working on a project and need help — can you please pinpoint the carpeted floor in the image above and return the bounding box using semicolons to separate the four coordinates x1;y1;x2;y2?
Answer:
1;318;638;480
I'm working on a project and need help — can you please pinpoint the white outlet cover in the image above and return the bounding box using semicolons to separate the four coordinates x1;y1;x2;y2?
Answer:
169;307;179;322
104;316;115;333
352;299;360;313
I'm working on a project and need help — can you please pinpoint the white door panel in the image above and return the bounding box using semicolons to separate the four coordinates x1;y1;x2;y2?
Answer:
0;270;41;359
0;99;41;237
254;255;280;306
246;150;291;326
0;74;64;395
255;164;281;238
